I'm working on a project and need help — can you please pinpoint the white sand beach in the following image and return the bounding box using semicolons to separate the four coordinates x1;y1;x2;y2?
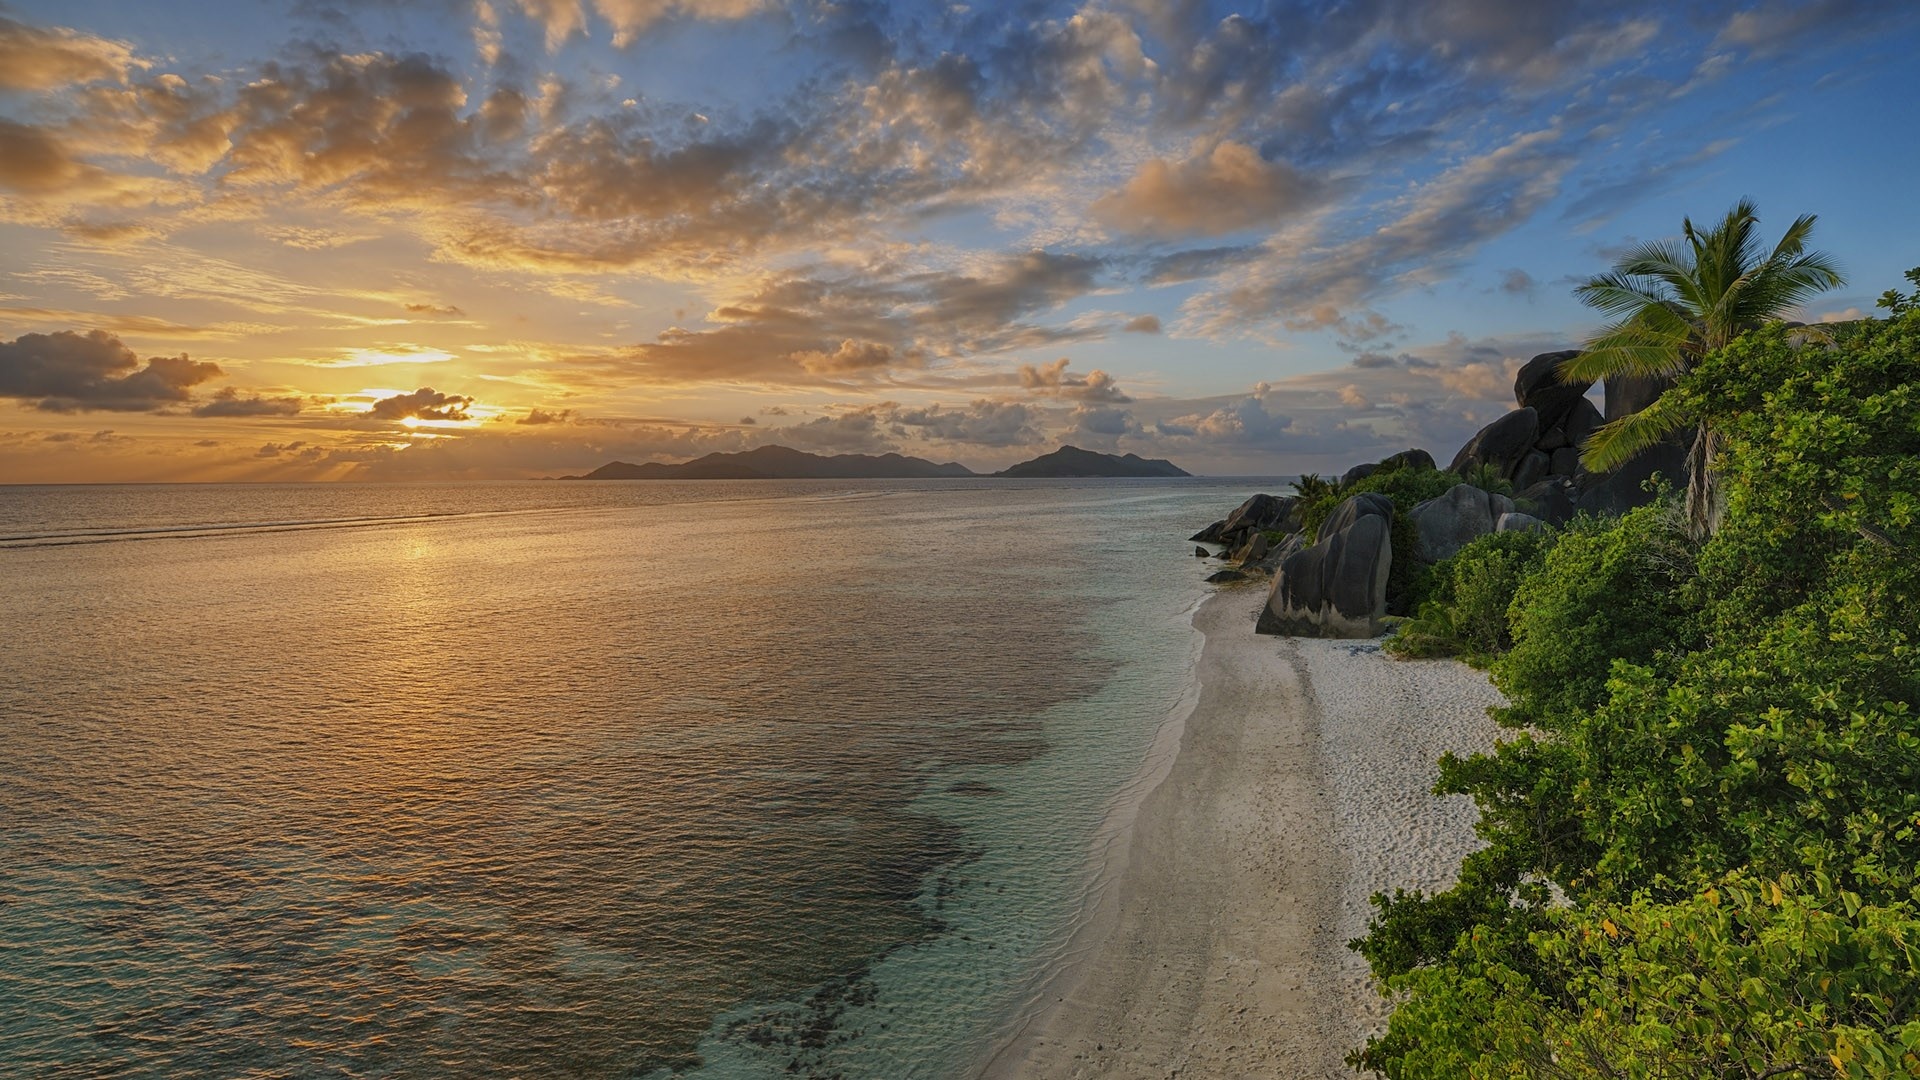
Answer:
987;586;1504;1079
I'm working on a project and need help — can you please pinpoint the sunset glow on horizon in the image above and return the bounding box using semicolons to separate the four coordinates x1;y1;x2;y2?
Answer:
2;0;1917;482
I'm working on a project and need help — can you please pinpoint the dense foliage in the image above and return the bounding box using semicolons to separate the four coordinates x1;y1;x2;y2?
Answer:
1879;267;1919;317
1354;310;1920;1078
1386;530;1553;663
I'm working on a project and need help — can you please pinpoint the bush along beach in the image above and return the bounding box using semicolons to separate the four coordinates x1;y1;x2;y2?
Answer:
1350;300;1920;1077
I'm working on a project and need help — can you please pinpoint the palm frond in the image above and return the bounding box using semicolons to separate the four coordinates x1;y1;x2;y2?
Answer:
1581;399;1691;473
1767;213;1818;262
1573;274;1673;319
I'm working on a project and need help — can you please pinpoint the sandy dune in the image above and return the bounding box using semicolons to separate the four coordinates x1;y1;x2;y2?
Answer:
986;587;1503;1079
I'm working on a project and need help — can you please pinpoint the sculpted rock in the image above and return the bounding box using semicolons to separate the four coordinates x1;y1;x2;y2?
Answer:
1213;493;1298;549
1255;532;1303;574
1577;438;1691;515
1321;492;1393;538
1256;513;1392;638
1411;483;1517;562
1604;372;1675;422
1513;450;1551;492
1195;545;1209;557
1448;407;1539;479
1497;512;1547;533
1518;479;1576;526
1189;520;1226;543
1563;398;1602;449
1339;448;1436;487
1339;462;1375;489
1222;493;1294;535
1206;569;1245;583
1384;447;1436;472
1513;350;1593;433
1549;447;1582;478
1239;531;1271;566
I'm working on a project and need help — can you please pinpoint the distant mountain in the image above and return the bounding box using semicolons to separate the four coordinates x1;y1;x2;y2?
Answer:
562;445;978;480
996;445;1192;478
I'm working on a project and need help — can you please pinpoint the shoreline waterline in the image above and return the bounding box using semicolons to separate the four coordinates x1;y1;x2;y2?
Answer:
984;586;1505;1078
972;587;1213;1076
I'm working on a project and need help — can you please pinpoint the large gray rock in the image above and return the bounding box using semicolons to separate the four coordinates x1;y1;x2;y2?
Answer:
1448;407;1539;480
1189;519;1227;543
1339;448;1436;487
1497;512;1547;533
1604;372;1675;423
1549;446;1581;478
1411;483;1518;562
1519;479;1577;525
1321;492;1394;539
1256;514;1392;638
1214;493;1299;549
1239;531;1270;566
1513;450;1551;493
1563;398;1602;449
1513;350;1593;433
1577;437;1691;515
1264;531;1302;568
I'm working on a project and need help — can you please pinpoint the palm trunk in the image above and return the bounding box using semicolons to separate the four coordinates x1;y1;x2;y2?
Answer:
1684;424;1722;540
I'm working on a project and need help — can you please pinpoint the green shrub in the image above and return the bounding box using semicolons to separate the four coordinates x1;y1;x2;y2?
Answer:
1492;505;1696;731
1361;872;1920;1078
1352;309;1920;1078
1459;461;1514;496
1290;473;1338;501
1387;529;1554;663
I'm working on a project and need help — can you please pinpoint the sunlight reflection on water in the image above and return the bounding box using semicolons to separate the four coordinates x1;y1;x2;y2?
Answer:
0;478;1261;1077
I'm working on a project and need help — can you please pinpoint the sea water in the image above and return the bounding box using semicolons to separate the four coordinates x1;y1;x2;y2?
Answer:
0;478;1265;1078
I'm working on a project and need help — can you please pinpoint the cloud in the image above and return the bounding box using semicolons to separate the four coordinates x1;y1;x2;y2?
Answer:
771;408;898;454
1713;0;1904;55
263;225;372;250
0;329;222;412
792;339;899;375
190;387;304;417
886;399;1044;447
0;120;99;194
518;407;576;424
587;251;1109;389
0;15;139;90
1498;268;1537;296
1122;314;1162;334
405;302;467;317
590;0;771;46
1017;358;1132;403
366;387;474;421
1067;404;1140;444
1094;141;1325;238
503;0;770;50
1191;125;1576;335
1166;394;1295;449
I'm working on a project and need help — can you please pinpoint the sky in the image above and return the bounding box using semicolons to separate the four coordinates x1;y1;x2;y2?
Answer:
1;0;1916;481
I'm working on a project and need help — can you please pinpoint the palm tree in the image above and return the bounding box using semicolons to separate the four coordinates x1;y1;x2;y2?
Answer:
1563;198;1844;538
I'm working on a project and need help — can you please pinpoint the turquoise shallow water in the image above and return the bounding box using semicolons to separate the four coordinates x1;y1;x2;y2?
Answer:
0;478;1265;1078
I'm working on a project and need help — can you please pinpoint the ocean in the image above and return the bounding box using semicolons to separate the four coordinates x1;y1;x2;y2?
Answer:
0;478;1264;1079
